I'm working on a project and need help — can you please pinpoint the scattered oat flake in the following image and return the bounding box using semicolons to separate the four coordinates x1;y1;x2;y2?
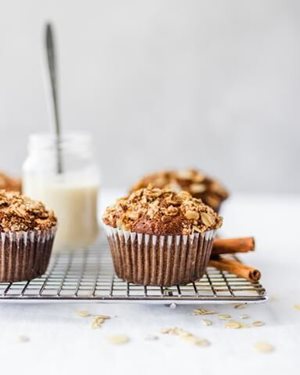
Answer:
240;314;250;319
225;320;243;329
218;313;231;320
161;327;210;347
193;308;217;316
201;319;213;326
91;315;110;329
254;341;274;353
182;335;210;347
294;304;300;311
234;303;246;309
18;335;30;343
77;310;91;317
161;327;178;334
252;320;265;327
97;314;111;319
107;335;129;345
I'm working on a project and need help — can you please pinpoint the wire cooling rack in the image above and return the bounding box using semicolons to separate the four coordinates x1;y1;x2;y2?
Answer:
0;240;267;305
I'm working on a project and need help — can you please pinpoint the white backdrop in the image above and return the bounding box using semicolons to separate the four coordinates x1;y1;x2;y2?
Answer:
0;0;299;193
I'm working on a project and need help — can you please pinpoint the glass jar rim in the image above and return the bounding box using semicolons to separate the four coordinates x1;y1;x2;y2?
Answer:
28;131;92;151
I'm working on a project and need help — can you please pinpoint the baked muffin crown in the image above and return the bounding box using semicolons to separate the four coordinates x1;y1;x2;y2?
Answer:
0;190;57;232
103;186;222;235
129;169;229;211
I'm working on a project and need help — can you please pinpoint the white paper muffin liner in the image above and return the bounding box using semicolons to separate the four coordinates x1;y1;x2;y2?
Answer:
104;225;216;286
0;227;57;282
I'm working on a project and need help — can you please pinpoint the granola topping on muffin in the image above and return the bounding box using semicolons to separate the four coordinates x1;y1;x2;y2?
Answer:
129;169;229;211
103;187;222;235
0;190;57;232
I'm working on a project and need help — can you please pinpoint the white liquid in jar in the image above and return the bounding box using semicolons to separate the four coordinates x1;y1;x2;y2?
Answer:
22;175;99;252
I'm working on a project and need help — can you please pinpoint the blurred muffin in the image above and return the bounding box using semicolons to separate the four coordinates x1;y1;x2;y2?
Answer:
103;187;222;286
0;190;57;282
0;171;21;192
129;169;229;211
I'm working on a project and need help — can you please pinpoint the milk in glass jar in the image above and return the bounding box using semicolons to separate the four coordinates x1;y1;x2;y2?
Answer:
22;132;100;252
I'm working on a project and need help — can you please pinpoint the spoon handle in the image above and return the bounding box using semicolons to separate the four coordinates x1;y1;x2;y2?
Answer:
45;22;63;174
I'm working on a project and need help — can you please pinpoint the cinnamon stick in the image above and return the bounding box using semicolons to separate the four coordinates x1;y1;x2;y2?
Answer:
208;256;261;282
212;237;255;255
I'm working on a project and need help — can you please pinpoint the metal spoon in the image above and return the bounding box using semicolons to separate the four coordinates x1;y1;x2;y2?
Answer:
45;22;63;174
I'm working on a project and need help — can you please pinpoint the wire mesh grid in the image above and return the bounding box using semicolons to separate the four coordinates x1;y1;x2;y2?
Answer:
0;241;267;304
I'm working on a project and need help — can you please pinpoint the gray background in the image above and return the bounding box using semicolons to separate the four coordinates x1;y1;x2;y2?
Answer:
0;0;299;193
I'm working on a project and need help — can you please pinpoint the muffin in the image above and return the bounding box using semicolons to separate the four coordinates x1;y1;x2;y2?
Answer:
0;190;57;282
129;169;229;211
0;171;21;192
103;187;222;286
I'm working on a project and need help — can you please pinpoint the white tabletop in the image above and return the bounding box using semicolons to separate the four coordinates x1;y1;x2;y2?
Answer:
0;190;299;375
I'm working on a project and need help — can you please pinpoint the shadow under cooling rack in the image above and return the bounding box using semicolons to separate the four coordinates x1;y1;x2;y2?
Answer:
0;242;267;304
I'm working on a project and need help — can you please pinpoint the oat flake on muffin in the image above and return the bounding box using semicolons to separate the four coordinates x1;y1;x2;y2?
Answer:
103;186;222;236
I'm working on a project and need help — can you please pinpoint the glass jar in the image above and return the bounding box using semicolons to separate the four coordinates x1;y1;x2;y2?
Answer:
22;132;100;252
